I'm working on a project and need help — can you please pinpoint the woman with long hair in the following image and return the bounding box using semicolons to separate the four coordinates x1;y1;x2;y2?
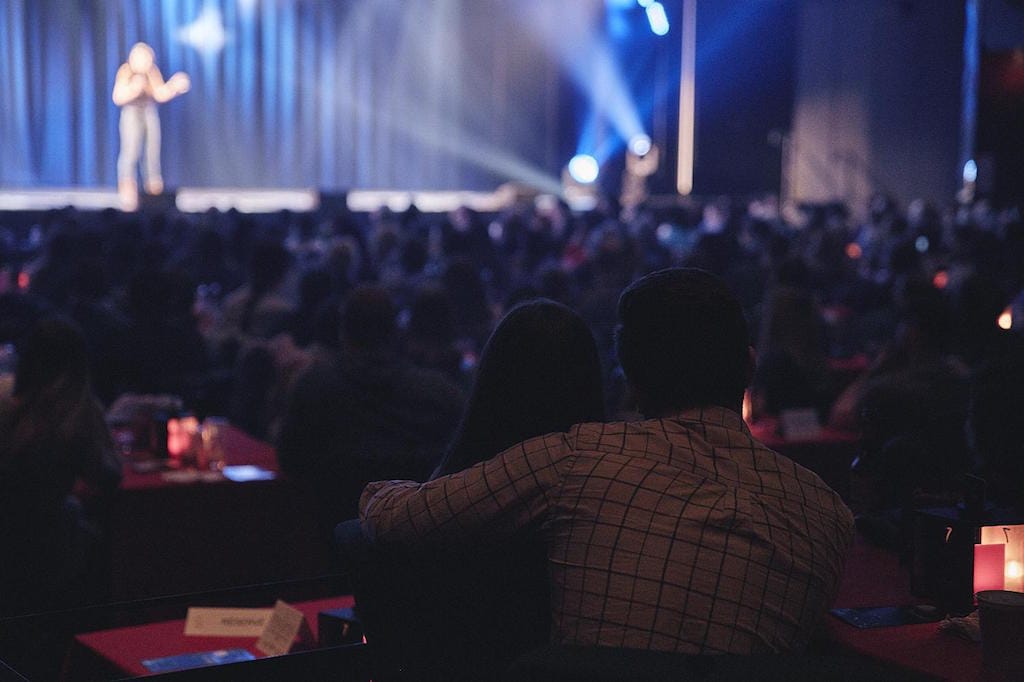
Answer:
353;299;606;680
435;298;605;476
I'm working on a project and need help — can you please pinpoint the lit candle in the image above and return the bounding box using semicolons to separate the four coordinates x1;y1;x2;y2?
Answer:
1007;560;1024;592
998;306;1013;331
975;543;1006;595
167;418;186;457
981;525;1024;593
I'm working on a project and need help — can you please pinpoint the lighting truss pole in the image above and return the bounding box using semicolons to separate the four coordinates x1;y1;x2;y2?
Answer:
676;0;696;195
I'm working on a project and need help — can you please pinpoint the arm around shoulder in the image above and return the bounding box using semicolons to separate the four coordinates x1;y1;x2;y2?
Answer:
359;431;575;549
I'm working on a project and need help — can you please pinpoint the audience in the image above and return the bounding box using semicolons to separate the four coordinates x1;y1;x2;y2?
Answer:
360;268;855;655
124;268;209;401
0;318;120;615
221;239;296;342
1;184;1023;678
752;256;831;417
968;349;1024;513
276;285;463;538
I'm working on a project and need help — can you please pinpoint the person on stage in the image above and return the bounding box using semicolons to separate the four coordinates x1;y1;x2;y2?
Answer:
112;42;190;210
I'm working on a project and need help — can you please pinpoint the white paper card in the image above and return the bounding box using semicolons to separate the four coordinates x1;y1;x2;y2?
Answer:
255;600;310;656
184;607;273;637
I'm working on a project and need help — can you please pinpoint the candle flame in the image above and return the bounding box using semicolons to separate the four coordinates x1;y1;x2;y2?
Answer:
998;307;1013;331
1007;560;1024;580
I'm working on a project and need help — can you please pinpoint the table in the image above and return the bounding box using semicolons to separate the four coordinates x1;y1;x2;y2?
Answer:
825;535;991;681
63;595;355;679
748;417;859;499
109;426;330;600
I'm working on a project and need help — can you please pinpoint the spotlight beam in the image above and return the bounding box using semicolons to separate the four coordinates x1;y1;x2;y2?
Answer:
516;1;645;160
336;82;562;195
306;0;560;194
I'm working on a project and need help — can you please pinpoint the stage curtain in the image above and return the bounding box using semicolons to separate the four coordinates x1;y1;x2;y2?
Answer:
0;0;564;191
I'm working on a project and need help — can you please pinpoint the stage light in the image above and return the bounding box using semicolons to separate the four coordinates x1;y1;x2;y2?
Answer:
568;155;600;184
963;159;978;184
177;6;228;56
646;2;670;36
637;0;655;7
629;134;652;157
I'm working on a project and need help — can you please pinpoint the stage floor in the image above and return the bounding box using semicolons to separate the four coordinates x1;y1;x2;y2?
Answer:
0;187;526;214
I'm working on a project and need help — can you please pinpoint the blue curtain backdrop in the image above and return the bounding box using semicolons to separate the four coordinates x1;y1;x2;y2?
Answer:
0;0;567;190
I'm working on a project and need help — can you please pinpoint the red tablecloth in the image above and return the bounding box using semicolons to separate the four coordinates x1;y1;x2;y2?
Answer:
119;425;280;491
66;595;355;679
109;425;329;600
826;535;992;681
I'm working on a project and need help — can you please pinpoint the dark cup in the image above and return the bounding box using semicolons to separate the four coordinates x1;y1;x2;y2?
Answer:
977;590;1024;673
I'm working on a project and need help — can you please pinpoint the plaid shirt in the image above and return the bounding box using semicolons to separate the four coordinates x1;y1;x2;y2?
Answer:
360;406;854;654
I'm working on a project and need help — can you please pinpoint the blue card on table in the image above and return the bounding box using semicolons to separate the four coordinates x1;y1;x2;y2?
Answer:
141;648;255;673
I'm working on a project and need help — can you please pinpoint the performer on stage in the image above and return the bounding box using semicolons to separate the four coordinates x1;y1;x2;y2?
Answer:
112;42;190;210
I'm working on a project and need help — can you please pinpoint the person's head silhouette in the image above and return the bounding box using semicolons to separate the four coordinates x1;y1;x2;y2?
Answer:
615;267;753;417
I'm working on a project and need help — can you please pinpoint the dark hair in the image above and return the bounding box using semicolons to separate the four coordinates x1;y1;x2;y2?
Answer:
127;269;196;325
340;285;398;351
407;286;456;344
615;267;750;415
241;241;291;334
435;299;605;476
5;318;96;456
15;318;90;399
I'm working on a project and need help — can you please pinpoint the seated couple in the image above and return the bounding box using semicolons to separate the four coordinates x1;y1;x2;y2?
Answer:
345;268;854;679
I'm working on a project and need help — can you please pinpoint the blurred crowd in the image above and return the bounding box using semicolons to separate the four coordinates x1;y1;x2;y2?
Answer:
2;190;1024;611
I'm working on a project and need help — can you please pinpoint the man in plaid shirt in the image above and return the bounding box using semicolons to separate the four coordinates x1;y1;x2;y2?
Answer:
361;268;854;654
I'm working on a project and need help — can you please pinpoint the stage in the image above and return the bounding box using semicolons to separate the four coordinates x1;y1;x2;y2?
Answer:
0;187;530;215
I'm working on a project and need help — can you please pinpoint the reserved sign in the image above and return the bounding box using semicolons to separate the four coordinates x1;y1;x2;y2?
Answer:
256;600;313;656
184;607;274;637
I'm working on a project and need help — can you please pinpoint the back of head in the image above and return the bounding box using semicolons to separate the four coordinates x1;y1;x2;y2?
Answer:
408;286;456;345
127;269;196;325
442;259;490;325
615;267;750;416
15;318;90;400
298;268;334;311
340;285;398;352
969;350;1024;509
438;299;605;476
248;240;292;293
